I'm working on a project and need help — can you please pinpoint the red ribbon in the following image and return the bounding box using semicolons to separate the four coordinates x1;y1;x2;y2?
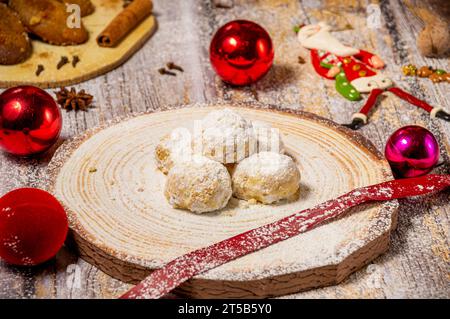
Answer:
120;174;450;299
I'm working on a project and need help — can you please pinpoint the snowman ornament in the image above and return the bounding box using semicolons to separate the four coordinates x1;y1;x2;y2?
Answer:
297;22;450;130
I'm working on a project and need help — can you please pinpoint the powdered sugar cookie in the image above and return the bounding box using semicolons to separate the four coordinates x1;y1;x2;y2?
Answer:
232;152;300;204
198;108;256;164
164;155;232;213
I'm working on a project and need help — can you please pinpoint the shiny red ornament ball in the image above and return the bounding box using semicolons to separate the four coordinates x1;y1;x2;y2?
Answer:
210;20;274;86
0;188;68;266
385;125;440;178
0;86;62;156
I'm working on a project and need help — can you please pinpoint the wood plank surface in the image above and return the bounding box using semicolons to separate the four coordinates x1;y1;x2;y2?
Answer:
0;0;449;299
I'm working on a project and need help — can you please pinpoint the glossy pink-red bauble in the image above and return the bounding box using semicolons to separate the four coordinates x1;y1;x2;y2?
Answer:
0;188;68;266
385;125;439;178
210;20;274;86
0;86;62;156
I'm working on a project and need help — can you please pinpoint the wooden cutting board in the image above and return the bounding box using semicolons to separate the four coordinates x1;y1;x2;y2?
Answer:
44;103;398;298
0;0;156;89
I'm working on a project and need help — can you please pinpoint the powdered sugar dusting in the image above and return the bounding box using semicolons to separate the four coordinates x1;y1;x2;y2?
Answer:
123;174;432;298
42;103;397;284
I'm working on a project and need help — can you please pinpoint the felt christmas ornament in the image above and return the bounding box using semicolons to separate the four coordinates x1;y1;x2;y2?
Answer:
296;22;450;129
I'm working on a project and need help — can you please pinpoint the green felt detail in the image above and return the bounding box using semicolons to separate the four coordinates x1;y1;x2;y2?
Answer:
320;61;333;69
435;69;446;75
335;71;361;101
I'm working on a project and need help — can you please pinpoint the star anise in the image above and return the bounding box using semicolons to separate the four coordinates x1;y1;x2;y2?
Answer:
55;87;93;112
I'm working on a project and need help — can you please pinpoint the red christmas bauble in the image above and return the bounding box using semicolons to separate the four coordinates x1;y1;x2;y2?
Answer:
210;20;274;86
385;126;440;178
0;86;62;156
0;188;68;266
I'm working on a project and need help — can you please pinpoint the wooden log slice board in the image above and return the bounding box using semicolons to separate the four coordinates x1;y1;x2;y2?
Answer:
44;102;399;298
0;0;156;89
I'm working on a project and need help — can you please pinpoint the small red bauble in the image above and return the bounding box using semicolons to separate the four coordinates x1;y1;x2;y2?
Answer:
0;85;62;156
385;125;440;178
0;188;68;266
210;20;274;86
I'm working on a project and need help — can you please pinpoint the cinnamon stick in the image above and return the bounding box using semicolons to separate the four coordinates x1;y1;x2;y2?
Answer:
97;0;153;47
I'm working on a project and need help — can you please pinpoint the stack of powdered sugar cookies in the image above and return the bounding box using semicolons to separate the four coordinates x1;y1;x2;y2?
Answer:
155;108;301;214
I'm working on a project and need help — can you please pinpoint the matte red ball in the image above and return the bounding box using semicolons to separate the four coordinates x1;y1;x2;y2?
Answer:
0;86;62;156
0;188;68;266
210;20;274;86
385;125;440;178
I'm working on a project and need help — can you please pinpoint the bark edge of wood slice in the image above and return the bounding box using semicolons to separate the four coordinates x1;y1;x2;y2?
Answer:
0;0;156;89
43;102;399;299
